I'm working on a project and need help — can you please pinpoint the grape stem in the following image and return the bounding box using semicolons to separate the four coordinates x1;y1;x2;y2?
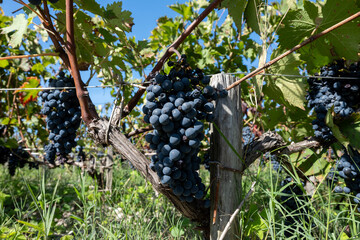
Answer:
125;126;153;138
226;10;360;90
121;0;224;119
65;0;98;124
0;53;59;60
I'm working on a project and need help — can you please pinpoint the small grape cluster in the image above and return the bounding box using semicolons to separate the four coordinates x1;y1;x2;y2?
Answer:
29;0;58;6
333;151;360;211
0;145;35;176
242;126;255;147
261;152;282;173
306;60;360;142
279;177;310;238
39;72;81;164
143;55;227;203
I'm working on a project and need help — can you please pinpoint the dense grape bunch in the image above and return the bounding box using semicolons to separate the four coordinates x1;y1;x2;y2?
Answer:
306;61;360;143
332;150;360;211
143;55;227;203
0;145;34;176
279;177;310;238
39;72;81;163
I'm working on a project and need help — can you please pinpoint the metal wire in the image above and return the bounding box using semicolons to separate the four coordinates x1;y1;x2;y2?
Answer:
0;73;358;92
0;82;149;92
208;72;360;80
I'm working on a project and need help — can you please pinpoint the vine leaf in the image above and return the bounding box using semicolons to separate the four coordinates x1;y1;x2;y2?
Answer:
74;0;103;17
14;77;40;106
277;0;360;72
277;1;318;49
244;0;260;35
325;110;349;149
104;2;134;32
321;0;360;61
1;14;28;47
337;115;360;150
267;52;306;110
222;0;248;33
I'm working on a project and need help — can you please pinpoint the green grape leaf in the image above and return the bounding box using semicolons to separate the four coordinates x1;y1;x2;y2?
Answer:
0;60;9;68
0;138;18;148
104;2;134;32
269;52;306;110
222;0;248;33
326;110;349;148
319;0;360;61
74;0;103;17
244;0;260;35
1;14;28;47
278;0;360;71
297;148;328;176
31;63;45;74
337;116;360;150
277;1;318;49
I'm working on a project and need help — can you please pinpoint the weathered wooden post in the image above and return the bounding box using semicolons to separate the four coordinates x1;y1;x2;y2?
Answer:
210;73;243;239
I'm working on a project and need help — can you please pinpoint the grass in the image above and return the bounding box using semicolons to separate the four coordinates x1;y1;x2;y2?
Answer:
0;156;360;239
0;161;202;239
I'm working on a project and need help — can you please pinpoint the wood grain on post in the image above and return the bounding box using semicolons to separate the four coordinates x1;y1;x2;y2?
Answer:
210;74;243;239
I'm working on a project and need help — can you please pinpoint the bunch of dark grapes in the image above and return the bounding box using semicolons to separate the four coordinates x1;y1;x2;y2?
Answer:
306;60;360;143
0;145;33;176
271;155;283;173
332;150;360;212
261;152;282;172
242;126;255;147
8;147;31;176
29;0;58;5
279;177;310;238
39;72;81;164
0;146;10;165
143;55;227;203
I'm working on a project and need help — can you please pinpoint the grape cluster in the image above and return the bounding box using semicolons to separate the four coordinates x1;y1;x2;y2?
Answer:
143;55;227;203
279;177;310;238
261;152;282;173
242;126;255;147
306;60;360;142
29;0;58;5
271;155;283;173
332;150;360;211
0;145;35;176
39;72;81;164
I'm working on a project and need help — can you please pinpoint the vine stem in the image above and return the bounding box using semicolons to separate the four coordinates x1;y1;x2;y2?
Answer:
121;0;224;119
65;0;98;124
226;10;360;90
0;53;59;60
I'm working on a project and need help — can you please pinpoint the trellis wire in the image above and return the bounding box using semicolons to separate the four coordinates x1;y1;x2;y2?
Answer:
0;82;149;92
1;72;359;92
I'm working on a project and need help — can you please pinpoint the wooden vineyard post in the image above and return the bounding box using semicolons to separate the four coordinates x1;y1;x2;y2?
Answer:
210;73;243;239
